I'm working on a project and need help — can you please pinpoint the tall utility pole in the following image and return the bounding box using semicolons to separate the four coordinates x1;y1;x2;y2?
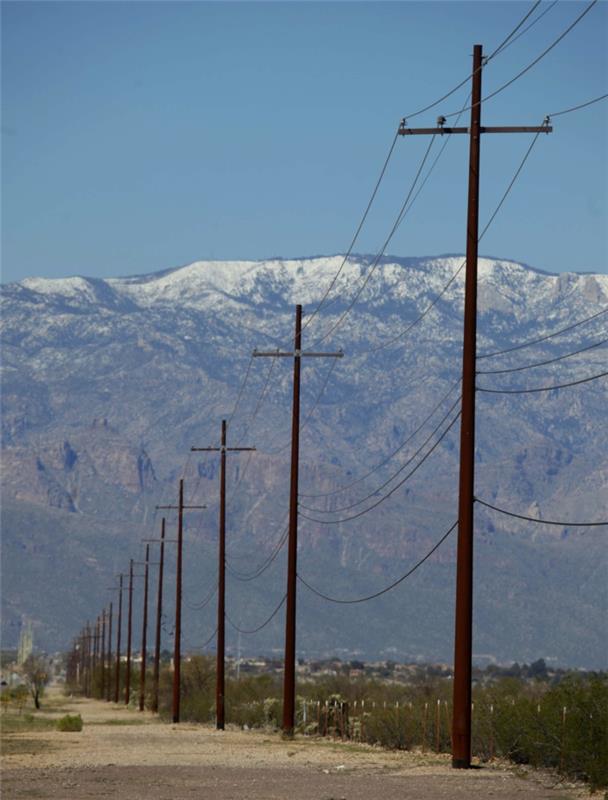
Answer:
136;546;151;711
192;419;255;730
100;608;106;700
253;304;343;735
397;44;551;768
114;575;124;703
106;602;113;701
157;481;206;723
125;559;134;705
92;617;99;693
84;624;91;696
143;518;166;713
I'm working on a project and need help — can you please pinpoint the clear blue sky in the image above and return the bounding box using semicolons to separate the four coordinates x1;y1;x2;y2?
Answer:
2;0;607;283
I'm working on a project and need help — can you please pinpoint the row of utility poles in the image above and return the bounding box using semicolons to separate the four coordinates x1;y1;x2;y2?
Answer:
69;524;165;714
68;43;552;768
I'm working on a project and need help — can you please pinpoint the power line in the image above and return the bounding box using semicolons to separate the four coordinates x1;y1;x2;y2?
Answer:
299;394;461;514
400;0;546;122
234;355;277;448
197;626;218;650
308;135;438;348
548;92;608;118
221;356;278;509
300;3;549;334
475;497;608;527
490;0;559;58
226;594;287;634
297;520;457;604
184;585;217;611
301;130;400;333
443;0;599;119
478;308;608;360
261;358;340;456
477;337;608;374
477;370;608;394
360;120;544;356
226;354;255;430
298;411;460;525
299;377;461;499
305;96;471;331
486;0;545;58
226;524;289;582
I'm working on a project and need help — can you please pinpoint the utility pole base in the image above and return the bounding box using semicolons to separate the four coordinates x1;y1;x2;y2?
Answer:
452;757;471;769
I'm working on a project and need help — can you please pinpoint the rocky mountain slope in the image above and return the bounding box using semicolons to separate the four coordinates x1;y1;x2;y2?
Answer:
1;255;607;666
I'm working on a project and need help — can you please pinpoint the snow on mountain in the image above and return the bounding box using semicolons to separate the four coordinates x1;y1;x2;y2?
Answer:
1;254;607;665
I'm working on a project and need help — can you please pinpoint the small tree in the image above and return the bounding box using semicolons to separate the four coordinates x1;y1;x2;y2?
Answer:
22;655;50;710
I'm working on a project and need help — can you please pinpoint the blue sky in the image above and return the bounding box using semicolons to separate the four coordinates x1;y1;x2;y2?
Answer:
1;0;607;283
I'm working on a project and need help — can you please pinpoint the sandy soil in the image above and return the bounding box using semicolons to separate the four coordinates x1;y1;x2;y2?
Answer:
0;693;590;800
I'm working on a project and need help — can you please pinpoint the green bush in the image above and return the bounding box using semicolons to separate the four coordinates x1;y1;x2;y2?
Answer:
56;714;83;732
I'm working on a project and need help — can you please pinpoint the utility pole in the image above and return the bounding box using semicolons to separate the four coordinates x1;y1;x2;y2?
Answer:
137;547;150;711
114;575;124;703
106;602;113;701
397;44;551;768
125;559;134;705
100;608;106;700
85;623;92;696
157;480;206;723
253;304;343;735
192;419;255;730
92;617;99;694
142;518;166;713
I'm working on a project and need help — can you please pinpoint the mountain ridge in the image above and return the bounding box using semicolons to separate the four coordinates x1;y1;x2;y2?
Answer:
1;254;606;666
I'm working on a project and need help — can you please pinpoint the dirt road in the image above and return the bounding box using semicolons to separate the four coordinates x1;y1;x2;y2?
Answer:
0;694;588;799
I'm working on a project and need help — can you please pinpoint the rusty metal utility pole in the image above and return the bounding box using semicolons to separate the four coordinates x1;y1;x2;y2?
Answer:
157;481;206;723
192;420;255;730
253;304;343;735
84;624;91;696
92;617;99;693
100;609;106;700
106;602;113;701
142;519;166;713
114;575;125;703
142;518;166;713
138;546;150;711
125;559;134;705
398;44;551;768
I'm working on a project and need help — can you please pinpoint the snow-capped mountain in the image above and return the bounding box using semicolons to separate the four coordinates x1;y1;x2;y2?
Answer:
1;255;607;666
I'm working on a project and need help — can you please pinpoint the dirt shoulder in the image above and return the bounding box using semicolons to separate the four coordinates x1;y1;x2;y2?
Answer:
0;693;590;800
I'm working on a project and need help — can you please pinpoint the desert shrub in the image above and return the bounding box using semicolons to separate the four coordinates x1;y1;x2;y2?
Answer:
56;714;83;732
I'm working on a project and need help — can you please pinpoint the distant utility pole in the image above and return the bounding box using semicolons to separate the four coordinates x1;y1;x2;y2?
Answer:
125;560;134;705
100;608;106;700
253;304;343;736
135;546;151;712
398;44;551;768
85;623;92;696
142;518;167;714
106;602;113;702
157;480;206;723
114;574;125;703
93;617;99;692
192;419;256;730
